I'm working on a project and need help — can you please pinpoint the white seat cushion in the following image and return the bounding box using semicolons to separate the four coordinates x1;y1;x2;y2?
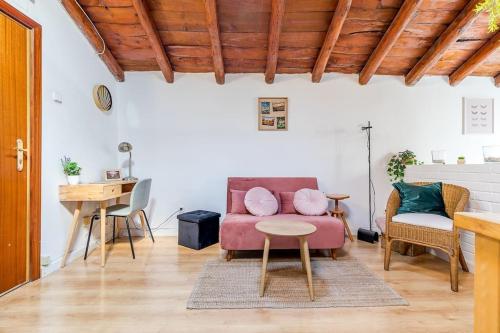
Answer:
392;213;453;231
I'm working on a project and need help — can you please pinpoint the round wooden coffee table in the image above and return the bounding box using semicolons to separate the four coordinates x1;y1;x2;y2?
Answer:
255;220;317;301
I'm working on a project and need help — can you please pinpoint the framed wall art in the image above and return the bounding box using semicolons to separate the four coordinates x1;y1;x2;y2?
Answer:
463;97;494;134
258;97;288;131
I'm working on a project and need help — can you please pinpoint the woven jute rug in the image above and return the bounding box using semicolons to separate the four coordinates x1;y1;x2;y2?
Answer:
187;257;408;309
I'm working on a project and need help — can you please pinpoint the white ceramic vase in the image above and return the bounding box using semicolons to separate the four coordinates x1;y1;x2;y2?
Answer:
67;175;80;185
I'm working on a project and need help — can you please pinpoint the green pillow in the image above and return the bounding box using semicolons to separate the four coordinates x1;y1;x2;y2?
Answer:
393;182;448;217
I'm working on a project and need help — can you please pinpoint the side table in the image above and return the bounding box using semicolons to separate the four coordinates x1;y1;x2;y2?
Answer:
327;194;354;242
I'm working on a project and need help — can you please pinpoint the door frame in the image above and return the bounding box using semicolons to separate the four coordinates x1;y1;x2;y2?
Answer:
0;1;42;281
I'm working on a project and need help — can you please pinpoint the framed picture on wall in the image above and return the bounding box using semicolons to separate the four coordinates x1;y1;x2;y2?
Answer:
258;97;288;131
463;97;494;134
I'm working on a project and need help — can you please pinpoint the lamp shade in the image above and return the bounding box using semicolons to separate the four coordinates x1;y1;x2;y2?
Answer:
118;142;133;153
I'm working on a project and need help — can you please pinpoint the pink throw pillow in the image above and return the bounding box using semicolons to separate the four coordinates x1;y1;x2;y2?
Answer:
280;192;297;214
244;187;278;217
293;188;328;216
230;190;248;214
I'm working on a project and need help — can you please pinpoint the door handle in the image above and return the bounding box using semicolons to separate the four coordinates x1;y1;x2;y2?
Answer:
13;138;28;172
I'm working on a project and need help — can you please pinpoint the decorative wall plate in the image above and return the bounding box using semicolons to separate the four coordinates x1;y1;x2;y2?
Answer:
93;84;112;111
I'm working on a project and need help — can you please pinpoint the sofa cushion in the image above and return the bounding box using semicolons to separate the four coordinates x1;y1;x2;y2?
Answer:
392;213;453;231
230;190;248;214
244;187;278;216
220;213;345;250
279;192;297;214
293;188;328;216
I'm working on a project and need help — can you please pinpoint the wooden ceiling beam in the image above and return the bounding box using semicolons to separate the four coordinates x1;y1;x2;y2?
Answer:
495;74;500;87
312;0;351;83
405;0;483;86
265;0;285;84
449;32;500;86
359;0;423;85
61;0;124;82
132;0;174;83
204;0;225;84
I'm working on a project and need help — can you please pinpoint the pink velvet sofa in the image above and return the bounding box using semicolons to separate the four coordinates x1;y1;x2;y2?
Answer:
220;177;345;259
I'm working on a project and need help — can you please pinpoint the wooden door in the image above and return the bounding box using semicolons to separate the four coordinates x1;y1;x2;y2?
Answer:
0;12;30;294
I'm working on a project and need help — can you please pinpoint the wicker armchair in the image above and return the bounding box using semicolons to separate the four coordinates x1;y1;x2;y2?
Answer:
384;182;470;292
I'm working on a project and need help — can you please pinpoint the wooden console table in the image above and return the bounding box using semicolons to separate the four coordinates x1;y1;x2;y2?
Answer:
59;180;136;267
455;212;500;333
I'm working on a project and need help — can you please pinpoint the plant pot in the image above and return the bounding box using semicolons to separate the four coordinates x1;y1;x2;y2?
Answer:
457;159;465;165
67;175;80;185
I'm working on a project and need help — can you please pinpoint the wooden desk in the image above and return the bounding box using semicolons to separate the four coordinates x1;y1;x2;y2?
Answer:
59;180;136;267
455;212;500;333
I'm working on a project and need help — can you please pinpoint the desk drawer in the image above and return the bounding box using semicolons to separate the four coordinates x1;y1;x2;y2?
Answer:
59;184;121;201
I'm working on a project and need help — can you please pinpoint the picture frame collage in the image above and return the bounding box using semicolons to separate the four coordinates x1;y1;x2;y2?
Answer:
258;97;288;131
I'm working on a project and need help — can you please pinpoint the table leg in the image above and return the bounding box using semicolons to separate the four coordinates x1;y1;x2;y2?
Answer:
259;236;271;297
100;201;107;267
474;234;500;333
61;201;83;268
300;242;306;272
340;213;354;242
300;237;314;301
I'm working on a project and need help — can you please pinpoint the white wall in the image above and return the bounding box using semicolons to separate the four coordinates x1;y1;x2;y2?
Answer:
6;0;120;275
116;72;500;236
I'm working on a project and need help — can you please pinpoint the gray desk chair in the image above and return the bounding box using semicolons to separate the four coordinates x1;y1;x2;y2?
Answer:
84;178;154;260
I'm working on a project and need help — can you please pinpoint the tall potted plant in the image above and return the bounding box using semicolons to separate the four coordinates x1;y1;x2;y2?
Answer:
387;150;422;183
61;156;82;185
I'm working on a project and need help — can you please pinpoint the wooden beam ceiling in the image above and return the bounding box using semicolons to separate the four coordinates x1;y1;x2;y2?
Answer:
265;0;285;84
132;0;174;83
405;0;483;86
496;74;500;87
359;0;423;85
204;0;225;84
61;0;124;82
311;0;351;83
63;0;500;86
449;32;500;86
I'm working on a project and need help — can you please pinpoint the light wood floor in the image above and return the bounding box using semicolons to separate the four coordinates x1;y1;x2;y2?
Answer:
0;237;473;333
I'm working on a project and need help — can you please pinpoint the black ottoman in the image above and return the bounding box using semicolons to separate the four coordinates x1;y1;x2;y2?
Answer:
177;210;221;250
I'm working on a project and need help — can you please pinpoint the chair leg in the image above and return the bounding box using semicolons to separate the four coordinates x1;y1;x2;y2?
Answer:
124;217;136;259
84;216;96;260
141;210;155;243
450;253;459;292
331;248;337;260
226;250;233;261
459;246;469;272
112;217;116;244
384;238;393;271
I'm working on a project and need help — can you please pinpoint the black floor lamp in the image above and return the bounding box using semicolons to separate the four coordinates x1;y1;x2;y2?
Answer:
358;121;379;243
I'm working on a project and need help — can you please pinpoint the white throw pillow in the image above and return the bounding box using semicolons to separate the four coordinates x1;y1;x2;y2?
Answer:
244;187;278;217
293;188;328;216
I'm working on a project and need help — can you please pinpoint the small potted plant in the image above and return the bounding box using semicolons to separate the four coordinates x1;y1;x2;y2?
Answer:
457;156;466;165
387;150;422;183
61;156;81;185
